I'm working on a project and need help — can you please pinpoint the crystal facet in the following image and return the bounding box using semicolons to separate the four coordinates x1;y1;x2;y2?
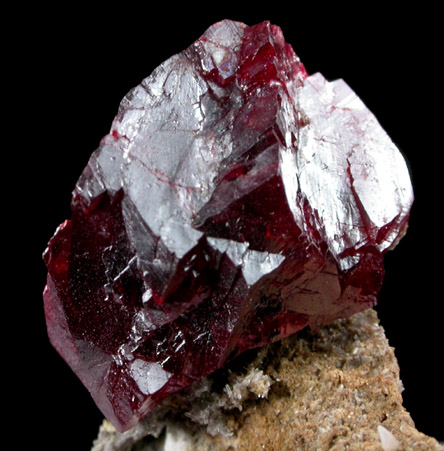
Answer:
43;20;413;432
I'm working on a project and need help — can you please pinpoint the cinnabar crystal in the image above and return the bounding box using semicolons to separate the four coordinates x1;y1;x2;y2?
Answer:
43;20;413;432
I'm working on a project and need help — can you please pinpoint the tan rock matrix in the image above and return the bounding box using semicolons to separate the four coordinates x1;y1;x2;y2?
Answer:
92;309;442;450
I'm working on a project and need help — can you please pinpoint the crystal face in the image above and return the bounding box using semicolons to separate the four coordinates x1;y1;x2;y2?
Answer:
43;20;414;432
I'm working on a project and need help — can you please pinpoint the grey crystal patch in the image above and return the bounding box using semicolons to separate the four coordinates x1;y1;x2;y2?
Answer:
130;360;171;395
207;237;285;285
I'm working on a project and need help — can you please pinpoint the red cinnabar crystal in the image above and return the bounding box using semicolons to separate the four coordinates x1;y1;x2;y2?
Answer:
43;20;413;432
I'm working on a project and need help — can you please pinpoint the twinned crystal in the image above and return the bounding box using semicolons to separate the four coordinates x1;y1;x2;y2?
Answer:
43;20;413;432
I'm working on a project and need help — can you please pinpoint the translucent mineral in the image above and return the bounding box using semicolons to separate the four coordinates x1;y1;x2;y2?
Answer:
43;20;414;432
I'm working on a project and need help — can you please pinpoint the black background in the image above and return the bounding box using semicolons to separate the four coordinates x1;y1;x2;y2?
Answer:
10;4;441;450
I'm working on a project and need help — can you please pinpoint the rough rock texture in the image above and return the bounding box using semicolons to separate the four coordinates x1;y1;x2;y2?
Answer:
92;309;443;451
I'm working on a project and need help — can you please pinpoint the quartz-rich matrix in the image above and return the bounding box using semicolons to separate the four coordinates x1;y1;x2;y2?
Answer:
43;20;414;432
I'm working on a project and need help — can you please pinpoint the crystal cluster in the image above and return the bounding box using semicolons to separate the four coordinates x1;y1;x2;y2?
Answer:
43;20;413;432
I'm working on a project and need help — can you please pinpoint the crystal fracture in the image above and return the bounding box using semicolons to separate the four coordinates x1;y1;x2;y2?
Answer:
43;20;413;432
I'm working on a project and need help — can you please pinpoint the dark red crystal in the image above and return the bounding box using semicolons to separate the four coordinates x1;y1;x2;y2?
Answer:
43;20;413;432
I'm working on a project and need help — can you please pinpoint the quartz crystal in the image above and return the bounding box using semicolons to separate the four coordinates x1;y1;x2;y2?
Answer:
43;20;414;432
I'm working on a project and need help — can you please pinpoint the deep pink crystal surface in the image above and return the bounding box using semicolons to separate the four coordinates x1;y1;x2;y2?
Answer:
43;20;413;432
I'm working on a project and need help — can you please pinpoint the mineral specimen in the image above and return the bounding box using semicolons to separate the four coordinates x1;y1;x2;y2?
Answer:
43;20;414;432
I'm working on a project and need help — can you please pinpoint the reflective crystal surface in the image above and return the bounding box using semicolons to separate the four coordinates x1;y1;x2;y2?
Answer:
43;20;414;432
